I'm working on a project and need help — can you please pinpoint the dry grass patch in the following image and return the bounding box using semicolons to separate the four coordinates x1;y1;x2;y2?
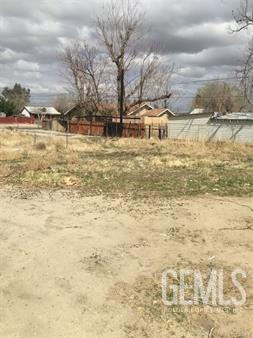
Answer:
0;130;253;196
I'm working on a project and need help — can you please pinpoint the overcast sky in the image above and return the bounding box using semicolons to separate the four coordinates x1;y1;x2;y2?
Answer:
0;0;249;109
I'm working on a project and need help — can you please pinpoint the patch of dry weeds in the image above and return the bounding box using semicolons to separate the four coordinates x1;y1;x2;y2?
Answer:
0;130;253;196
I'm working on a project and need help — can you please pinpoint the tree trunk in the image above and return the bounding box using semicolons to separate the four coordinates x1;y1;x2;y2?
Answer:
117;67;125;126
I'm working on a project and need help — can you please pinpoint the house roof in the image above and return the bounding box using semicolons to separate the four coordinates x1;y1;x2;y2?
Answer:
190;108;205;115
127;103;153;116
142;108;175;117
64;105;81;116
214;112;253;121
64;103;117;116
170;112;213;119
24;106;61;116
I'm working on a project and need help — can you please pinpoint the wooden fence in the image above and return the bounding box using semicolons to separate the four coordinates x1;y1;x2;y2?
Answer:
41;118;167;139
68;120;145;138
107;122;145;138
69;120;105;136
0;116;35;124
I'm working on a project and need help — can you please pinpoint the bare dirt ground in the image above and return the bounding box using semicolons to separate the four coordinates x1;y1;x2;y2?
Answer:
0;187;252;338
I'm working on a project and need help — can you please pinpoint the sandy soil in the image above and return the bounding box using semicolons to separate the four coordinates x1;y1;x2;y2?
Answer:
0;187;252;338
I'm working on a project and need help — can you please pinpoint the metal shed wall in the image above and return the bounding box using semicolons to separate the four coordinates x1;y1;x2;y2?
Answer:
167;116;253;144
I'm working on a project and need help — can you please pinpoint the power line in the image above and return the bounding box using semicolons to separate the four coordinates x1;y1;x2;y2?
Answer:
30;77;245;96
31;94;249;100
171;76;243;85
26;75;249;103
171;95;247;99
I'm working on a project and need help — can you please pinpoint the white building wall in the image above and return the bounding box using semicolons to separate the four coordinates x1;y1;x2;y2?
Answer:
20;109;30;117
167;116;253;145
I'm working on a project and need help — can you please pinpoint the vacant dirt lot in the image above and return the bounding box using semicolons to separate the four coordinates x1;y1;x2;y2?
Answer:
0;187;252;338
0;130;252;336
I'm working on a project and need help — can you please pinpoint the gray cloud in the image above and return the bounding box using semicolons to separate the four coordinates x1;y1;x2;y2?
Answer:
0;0;249;109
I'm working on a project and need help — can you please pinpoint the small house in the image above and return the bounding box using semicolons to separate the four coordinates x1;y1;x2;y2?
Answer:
20;106;61;119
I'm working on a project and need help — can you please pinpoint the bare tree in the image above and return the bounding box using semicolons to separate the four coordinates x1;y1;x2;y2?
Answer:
61;41;110;114
61;0;173;120
97;0;173;123
234;0;253;106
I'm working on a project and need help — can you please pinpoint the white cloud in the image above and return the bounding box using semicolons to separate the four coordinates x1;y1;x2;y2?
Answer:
15;60;40;72
0;48;17;62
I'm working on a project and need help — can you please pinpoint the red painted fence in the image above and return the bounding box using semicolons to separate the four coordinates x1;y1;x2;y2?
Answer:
68;120;145;138
69;121;105;136
41;118;147;138
0;117;35;124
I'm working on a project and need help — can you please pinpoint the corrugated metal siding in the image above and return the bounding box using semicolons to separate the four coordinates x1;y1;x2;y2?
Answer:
167;116;210;141
167;118;253;144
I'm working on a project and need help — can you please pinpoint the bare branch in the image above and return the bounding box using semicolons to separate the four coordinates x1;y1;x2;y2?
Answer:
127;93;172;111
233;0;253;32
60;41;110;114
